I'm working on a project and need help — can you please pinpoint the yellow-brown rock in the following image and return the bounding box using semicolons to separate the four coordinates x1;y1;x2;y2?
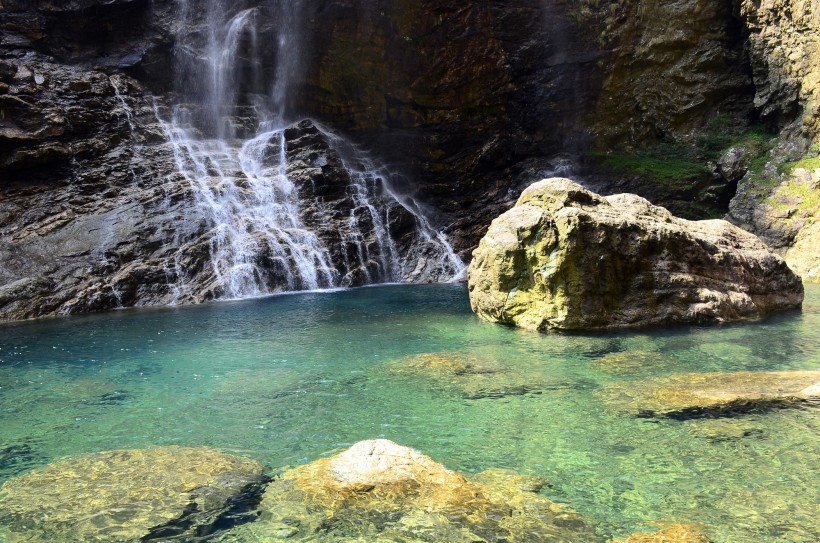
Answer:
0;446;264;543
741;0;820;138
785;218;820;282
285;439;484;512
612;524;712;543
468;178;804;331
223;439;597;543
602;370;820;417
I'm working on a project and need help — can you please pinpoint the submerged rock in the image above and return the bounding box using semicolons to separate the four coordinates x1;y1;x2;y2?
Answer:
386;351;551;399
0;446;264;543
593;350;676;372
612;524;712;543
223;439;596;543
468;178;804;331
601;370;820;418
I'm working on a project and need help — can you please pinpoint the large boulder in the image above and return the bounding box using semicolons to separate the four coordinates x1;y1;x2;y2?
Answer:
222;439;596;543
468;178;804;331
0;446;265;543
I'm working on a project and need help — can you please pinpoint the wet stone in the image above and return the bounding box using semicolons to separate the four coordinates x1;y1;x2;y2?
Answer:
385;351;553;399
601;370;820;419
612;524;712;543
0;446;265;543
219;439;597;543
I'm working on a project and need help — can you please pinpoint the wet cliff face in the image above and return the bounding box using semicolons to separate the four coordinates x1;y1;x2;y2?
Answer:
1;0;818;320
741;0;820;139
300;1;599;198
584;0;754;148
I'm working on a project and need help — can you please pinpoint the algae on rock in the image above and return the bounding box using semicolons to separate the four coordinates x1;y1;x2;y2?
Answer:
468;178;804;331
0;446;265;543
600;370;820;418
221;439;597;543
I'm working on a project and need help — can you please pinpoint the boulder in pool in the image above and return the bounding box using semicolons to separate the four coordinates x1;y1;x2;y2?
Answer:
468;178;804;330
0;446;265;543
224;439;596;543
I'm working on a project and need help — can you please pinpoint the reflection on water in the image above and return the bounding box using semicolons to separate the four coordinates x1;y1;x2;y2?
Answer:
0;284;818;542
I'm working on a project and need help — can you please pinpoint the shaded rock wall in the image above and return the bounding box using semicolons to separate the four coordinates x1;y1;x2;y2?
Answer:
724;0;820;281
585;0;754;148
741;0;820;139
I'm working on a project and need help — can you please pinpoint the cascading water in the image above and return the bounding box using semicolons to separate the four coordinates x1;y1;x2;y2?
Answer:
158;0;464;300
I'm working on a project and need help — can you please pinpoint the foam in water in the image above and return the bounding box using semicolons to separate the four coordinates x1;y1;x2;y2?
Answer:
157;0;464;300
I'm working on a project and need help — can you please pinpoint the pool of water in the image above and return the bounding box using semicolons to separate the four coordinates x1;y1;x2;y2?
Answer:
1;283;818;542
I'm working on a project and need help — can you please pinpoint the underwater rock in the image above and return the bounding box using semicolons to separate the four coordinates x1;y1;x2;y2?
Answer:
468;178;804;331
612;524;712;543
593;351;676;372
0;446;264;543
601;370;820;418
222;439;596;543
387;351;550;399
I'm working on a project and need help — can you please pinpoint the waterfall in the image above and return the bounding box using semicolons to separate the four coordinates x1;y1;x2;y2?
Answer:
158;0;464;300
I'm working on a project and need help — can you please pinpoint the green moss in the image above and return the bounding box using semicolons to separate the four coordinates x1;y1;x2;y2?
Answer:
778;153;820;176
591;124;775;188
591;151;707;187
765;178;820;217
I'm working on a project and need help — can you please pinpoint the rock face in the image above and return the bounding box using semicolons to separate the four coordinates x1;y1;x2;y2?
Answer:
0;446;265;543
726;149;820;283
724;0;820;282
601;370;820;418
785;219;820;280
740;0;820;139
222;439;596;543
585;0;753;148
468;178;804;331
0;113;457;321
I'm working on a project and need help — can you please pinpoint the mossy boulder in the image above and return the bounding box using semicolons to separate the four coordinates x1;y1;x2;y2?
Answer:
224;439;596;543
601;370;820;418
0;446;264;543
468;178;804;331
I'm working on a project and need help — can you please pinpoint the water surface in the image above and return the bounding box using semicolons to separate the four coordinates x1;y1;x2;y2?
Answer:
1;284;818;542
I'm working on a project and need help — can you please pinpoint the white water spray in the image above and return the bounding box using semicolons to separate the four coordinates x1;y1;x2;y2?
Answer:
160;0;465;299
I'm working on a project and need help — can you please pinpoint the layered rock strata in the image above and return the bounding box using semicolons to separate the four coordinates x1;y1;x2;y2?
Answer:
468;178;804;331
0;112;450;321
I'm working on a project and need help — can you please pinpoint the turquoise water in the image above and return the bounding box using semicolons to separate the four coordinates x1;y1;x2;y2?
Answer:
1;284;818;542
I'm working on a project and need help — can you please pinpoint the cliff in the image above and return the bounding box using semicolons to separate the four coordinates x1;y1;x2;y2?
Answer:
0;0;818;320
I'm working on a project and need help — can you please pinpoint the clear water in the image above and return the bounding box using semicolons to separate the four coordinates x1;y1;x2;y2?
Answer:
0;284;818;542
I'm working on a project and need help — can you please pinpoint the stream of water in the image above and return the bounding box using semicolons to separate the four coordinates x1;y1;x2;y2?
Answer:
0;284;817;542
158;0;464;299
